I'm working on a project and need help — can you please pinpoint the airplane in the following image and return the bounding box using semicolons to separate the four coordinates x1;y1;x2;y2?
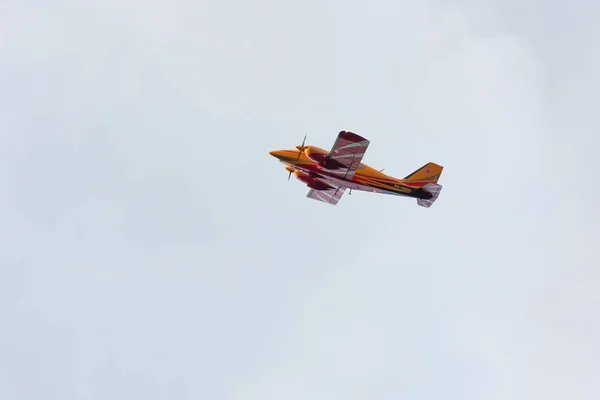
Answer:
269;130;444;207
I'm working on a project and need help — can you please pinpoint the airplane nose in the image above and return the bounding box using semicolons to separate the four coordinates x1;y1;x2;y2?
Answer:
269;150;283;160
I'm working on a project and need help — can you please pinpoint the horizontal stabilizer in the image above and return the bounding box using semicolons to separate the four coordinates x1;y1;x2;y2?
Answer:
417;183;442;208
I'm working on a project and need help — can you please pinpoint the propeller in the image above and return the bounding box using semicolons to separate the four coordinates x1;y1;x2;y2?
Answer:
286;166;295;180
295;134;307;161
285;134;307;180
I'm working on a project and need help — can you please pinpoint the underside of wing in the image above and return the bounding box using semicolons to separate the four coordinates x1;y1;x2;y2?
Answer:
307;186;346;205
326;131;370;179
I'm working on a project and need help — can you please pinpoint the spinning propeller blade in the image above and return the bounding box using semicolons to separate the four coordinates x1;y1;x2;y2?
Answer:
286;166;294;181
284;134;307;180
295;134;307;160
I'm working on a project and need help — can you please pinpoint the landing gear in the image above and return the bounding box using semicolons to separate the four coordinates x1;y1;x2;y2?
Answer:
349;189;352;195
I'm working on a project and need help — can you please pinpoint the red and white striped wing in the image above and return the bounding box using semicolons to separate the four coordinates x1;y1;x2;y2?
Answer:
326;131;370;179
307;186;346;205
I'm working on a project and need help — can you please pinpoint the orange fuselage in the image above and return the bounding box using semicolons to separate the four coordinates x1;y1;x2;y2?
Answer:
269;146;433;197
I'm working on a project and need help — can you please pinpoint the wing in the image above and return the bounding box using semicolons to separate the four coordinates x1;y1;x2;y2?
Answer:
326;131;370;179
307;186;346;205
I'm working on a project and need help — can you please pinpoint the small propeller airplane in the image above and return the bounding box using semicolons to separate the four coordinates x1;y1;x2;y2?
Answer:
269;130;444;207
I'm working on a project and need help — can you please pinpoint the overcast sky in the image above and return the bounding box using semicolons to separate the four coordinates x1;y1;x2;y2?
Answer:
1;1;599;399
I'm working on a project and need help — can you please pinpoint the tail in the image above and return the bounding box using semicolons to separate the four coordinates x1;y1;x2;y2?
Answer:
402;162;444;208
417;183;443;208
401;162;443;186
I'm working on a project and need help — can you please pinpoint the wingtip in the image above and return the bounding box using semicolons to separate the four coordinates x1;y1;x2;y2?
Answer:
339;130;368;142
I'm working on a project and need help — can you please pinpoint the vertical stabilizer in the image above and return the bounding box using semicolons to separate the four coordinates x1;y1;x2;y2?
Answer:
402;162;443;186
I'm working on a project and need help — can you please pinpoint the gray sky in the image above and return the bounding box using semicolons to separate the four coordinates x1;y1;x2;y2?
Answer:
1;1;599;399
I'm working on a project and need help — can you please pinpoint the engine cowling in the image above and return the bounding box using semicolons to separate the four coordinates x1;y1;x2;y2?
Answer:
294;172;333;191
305;146;346;169
305;146;328;164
